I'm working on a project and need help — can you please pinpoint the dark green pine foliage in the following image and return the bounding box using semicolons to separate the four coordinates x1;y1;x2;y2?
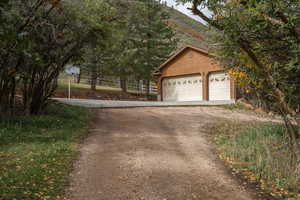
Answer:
129;0;178;94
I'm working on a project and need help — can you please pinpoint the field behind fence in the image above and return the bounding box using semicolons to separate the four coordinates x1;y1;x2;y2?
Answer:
58;74;158;95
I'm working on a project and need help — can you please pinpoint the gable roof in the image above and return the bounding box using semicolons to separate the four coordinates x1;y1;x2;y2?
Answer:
157;45;209;72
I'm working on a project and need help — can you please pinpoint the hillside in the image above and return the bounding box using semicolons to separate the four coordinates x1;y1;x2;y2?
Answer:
168;7;209;50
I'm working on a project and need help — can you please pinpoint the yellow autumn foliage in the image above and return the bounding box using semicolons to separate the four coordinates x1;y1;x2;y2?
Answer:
229;69;248;80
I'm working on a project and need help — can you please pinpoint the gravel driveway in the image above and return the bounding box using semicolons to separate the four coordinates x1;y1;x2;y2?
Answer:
67;107;274;200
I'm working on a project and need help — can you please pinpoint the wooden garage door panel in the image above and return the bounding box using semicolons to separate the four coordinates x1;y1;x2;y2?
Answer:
162;75;202;102
209;72;231;101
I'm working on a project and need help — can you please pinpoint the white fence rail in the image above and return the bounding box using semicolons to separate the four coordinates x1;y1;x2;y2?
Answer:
60;74;158;94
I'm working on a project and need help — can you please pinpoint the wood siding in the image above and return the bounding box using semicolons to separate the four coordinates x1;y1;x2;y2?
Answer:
157;47;236;101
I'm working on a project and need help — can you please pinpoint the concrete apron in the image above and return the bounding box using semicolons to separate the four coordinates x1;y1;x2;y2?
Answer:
53;98;236;108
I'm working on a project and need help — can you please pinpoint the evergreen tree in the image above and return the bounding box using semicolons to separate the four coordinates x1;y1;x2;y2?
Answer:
129;0;178;95
86;0;178;94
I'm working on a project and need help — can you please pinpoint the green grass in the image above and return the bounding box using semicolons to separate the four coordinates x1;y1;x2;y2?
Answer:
56;80;157;96
57;80;122;92
0;103;90;200
210;121;300;199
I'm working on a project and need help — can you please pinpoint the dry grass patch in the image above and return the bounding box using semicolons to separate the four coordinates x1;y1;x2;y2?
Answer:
208;121;300;200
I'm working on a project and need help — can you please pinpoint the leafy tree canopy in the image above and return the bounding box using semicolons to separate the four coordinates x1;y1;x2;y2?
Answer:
176;0;300;151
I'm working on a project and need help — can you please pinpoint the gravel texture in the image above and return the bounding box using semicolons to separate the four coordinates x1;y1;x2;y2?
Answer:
67;107;276;200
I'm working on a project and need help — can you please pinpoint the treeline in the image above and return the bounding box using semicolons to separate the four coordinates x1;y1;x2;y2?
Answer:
178;0;300;154
0;0;177;115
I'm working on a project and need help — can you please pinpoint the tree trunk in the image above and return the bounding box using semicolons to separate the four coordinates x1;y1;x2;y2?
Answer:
136;80;140;91
280;108;300;161
77;70;81;84
120;77;127;93
145;80;150;97
90;66;97;91
0;75;17;116
9;77;16;115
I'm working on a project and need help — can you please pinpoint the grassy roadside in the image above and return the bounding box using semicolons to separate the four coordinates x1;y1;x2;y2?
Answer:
0;103;90;200
208;121;300;200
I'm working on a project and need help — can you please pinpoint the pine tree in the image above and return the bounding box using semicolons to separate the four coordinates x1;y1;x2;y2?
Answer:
129;0;178;95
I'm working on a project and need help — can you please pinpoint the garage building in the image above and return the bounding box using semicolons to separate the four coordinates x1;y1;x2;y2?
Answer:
154;46;236;102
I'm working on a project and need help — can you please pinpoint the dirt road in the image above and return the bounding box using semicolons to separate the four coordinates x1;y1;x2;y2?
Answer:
67;107;272;200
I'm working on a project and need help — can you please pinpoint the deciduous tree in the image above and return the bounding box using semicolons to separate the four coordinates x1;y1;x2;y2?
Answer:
177;0;300;152
0;0;115;115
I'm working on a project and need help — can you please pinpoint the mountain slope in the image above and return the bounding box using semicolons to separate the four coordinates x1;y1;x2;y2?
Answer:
168;7;209;50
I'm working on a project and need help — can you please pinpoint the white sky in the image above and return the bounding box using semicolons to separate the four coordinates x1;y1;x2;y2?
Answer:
162;0;211;24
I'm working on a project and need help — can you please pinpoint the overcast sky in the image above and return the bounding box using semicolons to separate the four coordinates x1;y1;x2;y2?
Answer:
162;0;211;24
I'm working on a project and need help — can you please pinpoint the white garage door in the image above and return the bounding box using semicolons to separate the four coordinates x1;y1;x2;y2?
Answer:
162;75;203;101
209;71;231;100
